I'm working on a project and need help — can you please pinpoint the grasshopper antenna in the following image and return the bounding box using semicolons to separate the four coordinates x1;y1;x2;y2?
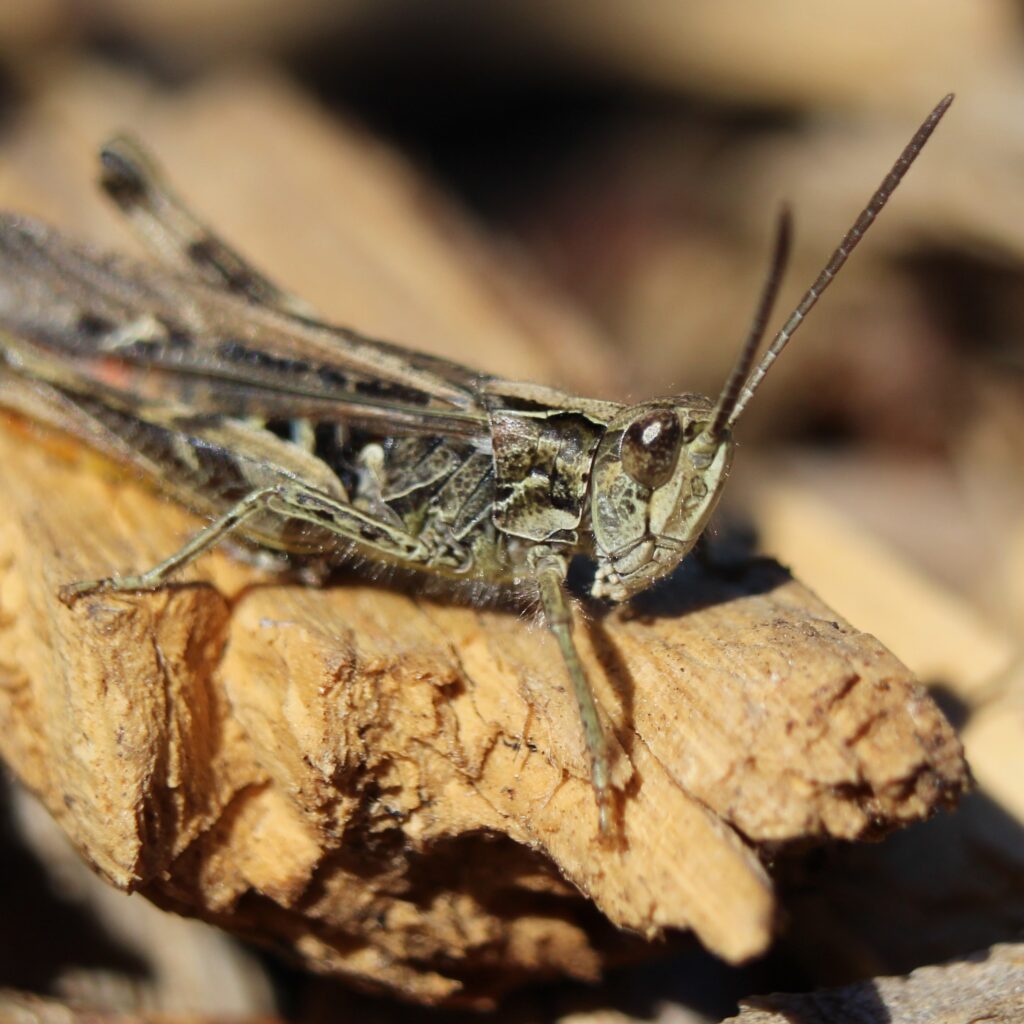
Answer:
725;92;954;430
708;205;792;441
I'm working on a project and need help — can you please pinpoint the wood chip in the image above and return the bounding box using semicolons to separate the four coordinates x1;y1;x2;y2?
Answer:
724;942;1024;1023
0;987;279;1024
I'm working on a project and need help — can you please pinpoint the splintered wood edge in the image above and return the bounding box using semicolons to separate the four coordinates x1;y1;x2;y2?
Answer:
0;425;969;997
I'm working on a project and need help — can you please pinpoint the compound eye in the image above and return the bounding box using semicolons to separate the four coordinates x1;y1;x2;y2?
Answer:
620;409;682;489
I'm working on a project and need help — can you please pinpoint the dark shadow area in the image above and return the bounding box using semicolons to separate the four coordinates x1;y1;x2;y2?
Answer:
905;248;1024;363
294;10;670;216
775;787;1024;987
0;63;20;134
289;6;797;225
925;682;973;733
218;821;665;1013
586;613;638;767
0;772;151;993
287;936;807;1023
743;978;893;1023
623;552;791;622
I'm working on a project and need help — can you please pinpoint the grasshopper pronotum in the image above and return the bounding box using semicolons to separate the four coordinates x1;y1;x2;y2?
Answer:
0;95;952;835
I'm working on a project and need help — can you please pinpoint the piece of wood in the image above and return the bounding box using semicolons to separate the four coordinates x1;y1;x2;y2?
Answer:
5;783;277;1018
751;478;1016;701
723;942;1024;1023
501;1;1012;113
0;64;969;1005
0;988;279;1024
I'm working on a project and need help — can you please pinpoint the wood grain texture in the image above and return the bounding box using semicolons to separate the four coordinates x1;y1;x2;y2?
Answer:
0;64;969;1005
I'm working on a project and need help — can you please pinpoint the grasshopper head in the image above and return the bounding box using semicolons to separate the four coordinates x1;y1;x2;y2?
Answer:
585;93;952;603
589;397;734;601
588;209;793;604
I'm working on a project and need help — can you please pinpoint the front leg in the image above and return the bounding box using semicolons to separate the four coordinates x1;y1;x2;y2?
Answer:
59;482;436;605
530;548;614;837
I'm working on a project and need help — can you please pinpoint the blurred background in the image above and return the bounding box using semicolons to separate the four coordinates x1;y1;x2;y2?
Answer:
0;1;1021;1021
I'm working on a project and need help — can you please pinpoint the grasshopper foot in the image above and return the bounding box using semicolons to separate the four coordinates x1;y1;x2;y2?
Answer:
597;793;613;842
58;574;158;607
593;779;624;848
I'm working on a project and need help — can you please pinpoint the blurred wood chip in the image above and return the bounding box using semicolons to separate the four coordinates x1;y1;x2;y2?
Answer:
0;988;279;1024
0;64;969;1005
500;0;1016;113
723;942;1024;1023
750;476;1016;701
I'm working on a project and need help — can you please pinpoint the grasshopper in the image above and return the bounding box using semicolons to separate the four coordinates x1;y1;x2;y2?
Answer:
0;96;951;836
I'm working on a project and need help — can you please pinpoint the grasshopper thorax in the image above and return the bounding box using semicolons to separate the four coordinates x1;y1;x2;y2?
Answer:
589;397;733;602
